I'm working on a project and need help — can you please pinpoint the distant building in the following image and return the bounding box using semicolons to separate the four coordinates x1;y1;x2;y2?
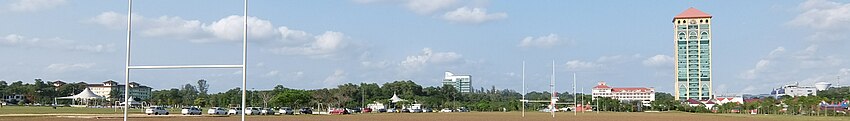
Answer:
673;7;714;100
771;82;817;97
87;80;152;101
591;81;655;105
443;71;472;93
52;80;66;87
713;95;744;105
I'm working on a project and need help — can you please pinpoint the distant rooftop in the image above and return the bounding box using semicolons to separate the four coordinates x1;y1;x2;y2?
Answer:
674;7;712;19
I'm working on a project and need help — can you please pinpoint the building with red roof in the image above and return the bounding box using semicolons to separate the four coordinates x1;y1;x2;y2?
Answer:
591;81;655;106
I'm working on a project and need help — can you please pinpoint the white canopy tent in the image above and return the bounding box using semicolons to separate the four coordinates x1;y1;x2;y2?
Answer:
390;93;407;103
55;88;105;106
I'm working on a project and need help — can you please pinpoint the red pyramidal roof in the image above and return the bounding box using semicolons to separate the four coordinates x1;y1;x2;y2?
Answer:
674;7;712;19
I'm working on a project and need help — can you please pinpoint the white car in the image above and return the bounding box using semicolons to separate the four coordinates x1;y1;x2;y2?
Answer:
208;107;227;115
181;107;202;115
278;107;294;115
228;107;243;115
440;108;453;113
145;106;169;115
244;107;261;115
259;108;275;115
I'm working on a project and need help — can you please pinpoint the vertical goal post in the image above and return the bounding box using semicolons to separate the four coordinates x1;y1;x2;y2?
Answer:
123;0;249;121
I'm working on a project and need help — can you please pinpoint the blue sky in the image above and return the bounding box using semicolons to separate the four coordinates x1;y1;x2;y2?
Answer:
1;0;849;95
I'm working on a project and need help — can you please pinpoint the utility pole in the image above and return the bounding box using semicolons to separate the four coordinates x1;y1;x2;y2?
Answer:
522;61;525;117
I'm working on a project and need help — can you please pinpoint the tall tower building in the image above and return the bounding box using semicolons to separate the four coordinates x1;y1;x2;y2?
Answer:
673;7;712;100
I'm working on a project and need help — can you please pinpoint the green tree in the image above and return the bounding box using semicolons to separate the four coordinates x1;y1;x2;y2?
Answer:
270;89;311;108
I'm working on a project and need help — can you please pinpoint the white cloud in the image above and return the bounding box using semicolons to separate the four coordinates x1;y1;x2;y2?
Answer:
407;0;458;14
278;26;311;42
442;6;507;24
398;48;464;72
203;15;278;41
518;34;561;48
788;0;850;41
264;70;280;77
45;63;95;73
323;69;347;87
741;47;786;80
564;60;602;71
91;12;280;42
269;31;349;57
8;0;66;12
1;34;115;53
740;45;846;86
91;12;358;57
642;55;674;68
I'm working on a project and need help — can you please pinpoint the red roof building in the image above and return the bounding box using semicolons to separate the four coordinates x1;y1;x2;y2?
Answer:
591;81;655;106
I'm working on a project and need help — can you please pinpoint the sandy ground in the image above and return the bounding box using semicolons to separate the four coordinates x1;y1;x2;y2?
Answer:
1;112;848;121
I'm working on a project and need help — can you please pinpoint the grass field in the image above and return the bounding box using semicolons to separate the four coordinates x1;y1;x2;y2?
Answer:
2;108;850;121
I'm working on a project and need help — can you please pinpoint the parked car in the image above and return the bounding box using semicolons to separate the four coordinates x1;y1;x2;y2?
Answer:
145;106;169;115
207;107;227;115
278;107;294;115
440;108;453;112
411;108;423;113
349;108;362;113
423;108;433;113
401;108;410;113
299;107;313;115
329;108;350;115
181;107;202;115
259;108;275;115
387;108;398;113
245;107;261;115
377;108;387;113
456;107;469;112
362;108;373;113
227;107;242;115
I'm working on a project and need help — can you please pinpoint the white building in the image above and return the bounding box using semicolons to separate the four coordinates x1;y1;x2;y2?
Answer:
443;71;472;93
771;82;817;97
591;81;655;105
87;80;152;101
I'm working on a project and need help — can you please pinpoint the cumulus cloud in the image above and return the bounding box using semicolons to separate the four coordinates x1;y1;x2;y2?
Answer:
1;34;115;53
398;48;464;72
788;0;850;41
323;69;347;87
740;45;846;87
741;47;786;80
518;34;560;48
91;12;279;42
442;7;507;24
642;55;674;68
564;60;602;71
7;0;66;12
91;12;357;57
407;0;458;14
264;70;280;77
353;0;506;24
269;31;349;57
45;63;95;73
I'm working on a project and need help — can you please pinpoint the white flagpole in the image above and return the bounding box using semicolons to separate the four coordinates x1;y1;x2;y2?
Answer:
573;72;576;116
522;61;525;117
